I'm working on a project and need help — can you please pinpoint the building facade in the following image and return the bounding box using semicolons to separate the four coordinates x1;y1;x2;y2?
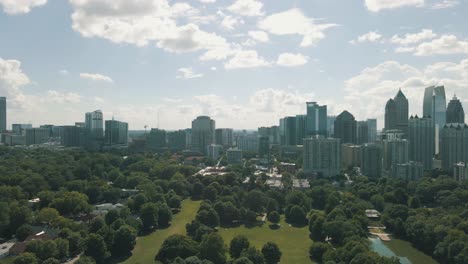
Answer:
334;111;357;144
341;144;362;169
306;102;327;136
227;148;243;164
423;86;447;129
357;121;369;145
105;120;128;146
60;125;86;147
361;143;382;178
191;116;215;155
440;123;468;172
446;96;465;124
215;128;233;147
0;97;6;132
395;161;423;181
25;128;49;145
408;116;435;170
303;136;341;177
382;139;409;176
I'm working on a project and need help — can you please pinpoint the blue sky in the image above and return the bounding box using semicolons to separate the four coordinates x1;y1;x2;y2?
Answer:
0;0;467;130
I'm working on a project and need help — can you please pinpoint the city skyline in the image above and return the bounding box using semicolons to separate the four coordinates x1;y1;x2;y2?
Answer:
1;1;468;130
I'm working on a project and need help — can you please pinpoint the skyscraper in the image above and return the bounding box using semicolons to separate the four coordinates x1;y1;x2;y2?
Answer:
215;128;233;147
384;90;408;134
446;95;465;124
361;143;382;178
85;110;104;138
295;115;307;145
306;102;327;136
440;123;468;172
105;120;128;146
334;111;357;144
382;139;409;176
385;99;397;130
0;97;6;132
327;116;336;137
258;136;270;159
25;128;49;145
60;125;86;147
357;121;369;145
191;116;215;155
303;136;341;177
409;116;435;170
423;86;447;129
148;128;167;151
167;130;187;151
367;119;377;142
280;116;297;146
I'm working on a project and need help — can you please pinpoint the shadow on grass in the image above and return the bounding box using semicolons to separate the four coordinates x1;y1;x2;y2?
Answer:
219;220;265;229
106;252;133;264
269;224;281;230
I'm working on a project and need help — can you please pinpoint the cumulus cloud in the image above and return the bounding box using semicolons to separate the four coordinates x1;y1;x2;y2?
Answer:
276;53;309;67
395;35;468;56
350;31;383;44
248;31;269;43
431;0;459;9
176;67;203;79
0;0;46;15
220;15;244;30
390;29;437;45
199;0;216;3
47;90;81;104
0;58;31;109
365;0;424;12
224;50;271;70
258;8;336;47
227;0;264;17
80;73;114;83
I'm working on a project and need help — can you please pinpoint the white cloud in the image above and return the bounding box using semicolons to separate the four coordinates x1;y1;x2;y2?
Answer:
47;90;81;104
59;69;69;75
93;96;104;103
0;0;46;15
258;8;336;47
248;31;269;43
365;0;425;12
224;50;271;70
176;67;203;79
390;29;437;45
221;15;244;31
0;58;31;109
198;0;216;3
277;53;309;67
80;73;114;83
227;0;264;17
350;31;383;44
431;0;459;9
396;35;468;56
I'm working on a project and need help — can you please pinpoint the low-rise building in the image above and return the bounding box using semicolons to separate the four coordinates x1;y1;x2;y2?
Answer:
454;162;468;182
265;179;283;190
279;162;296;174
292;179;310;190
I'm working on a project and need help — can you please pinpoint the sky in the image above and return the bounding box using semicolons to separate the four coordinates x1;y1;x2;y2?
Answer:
0;0;467;130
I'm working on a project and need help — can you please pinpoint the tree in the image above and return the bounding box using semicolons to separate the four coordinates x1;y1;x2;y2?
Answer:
104;209;120;225
158;203;173;227
75;256;96;264
230;235;250;259
155;234;199;263
233;257;254;264
13;253;38;264
55;238;69;260
84;234;109;263
50;192;91;216
36;208;60;225
42;258;60;264
285;205;306;225
140;203;159;232
38;240;58;261
15;224;33;241
167;195;182;209
267;211;280;226
112;225;137;257
9;205;32;234
199;233;227;264
309;242;331;263
196;207;219;228
261;242;281;264
244;191;266;214
241;247;265;264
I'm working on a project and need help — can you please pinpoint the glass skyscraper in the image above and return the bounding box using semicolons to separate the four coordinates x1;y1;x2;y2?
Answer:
306;102;327;136
423;86;447;128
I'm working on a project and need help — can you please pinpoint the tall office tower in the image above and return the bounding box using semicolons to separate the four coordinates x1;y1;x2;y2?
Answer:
191;116;215;155
0;97;6;132
440;123;468;172
361;143;382;178
395;161;424;181
215;128;233;147
385;99;397;130
12;124;32;135
327;116;336;137
25;128;50;145
258;136;270;159
280;116;297;146
446;95;465;124
258;126;280;145
453;162;468;182
367;119;377;142
60;125;86;147
85;110;104;138
237;134;259;153
394;90;409;134
357;121;369;145
167;130;187;151
105;120;128;146
341;143;362;169
303;136;341;177
334;111;357;144
379;129;405;141
295;115;307;145
227;148;243;164
306;102;327;136
40;125;60;138
382;139;409;176
424;86;447;128
148;128;167;151
409;116;435;170
75;122;85;128
185;129;192;149
207;144;223;160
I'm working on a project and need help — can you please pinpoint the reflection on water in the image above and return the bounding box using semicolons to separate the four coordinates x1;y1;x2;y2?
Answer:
369;237;411;264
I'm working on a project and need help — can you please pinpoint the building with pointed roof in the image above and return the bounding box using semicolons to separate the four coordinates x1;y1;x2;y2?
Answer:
446;95;465;124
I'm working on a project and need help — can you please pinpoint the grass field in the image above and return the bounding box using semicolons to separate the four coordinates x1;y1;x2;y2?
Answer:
218;218;313;264
385;239;439;264
121;200;201;264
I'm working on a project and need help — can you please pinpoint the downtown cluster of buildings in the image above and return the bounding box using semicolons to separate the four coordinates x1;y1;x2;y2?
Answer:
0;99;128;150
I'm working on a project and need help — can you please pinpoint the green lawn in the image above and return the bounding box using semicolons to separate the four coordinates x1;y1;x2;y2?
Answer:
385;239;439;264
218;217;313;264
121;200;201;264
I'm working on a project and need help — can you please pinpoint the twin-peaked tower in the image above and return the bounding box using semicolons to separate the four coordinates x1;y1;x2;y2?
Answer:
385;89;409;135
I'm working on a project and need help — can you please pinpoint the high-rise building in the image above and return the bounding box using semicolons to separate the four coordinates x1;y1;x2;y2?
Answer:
148;129;167;151
379;129;405;141
385;99;397;130
327;116;336;137
423;86;447;129
167;130;187;151
12;124;32;135
227;148;243;164
341;144;362;169
105;120;128;146
409;116;435;170
280;117;297;146
385;90;408;134
237;135;259;153
357;121;369;145
382;139;409;176
85;110;104;138
60;125;86;147
295;115;307;145
446;95;465;124
215;128;233;147
306;102;327;136
395;161;423;181
453;162;468;182
440;123;468;171
40;125;60;138
258;126;280;145
367;119;377;142
303;136;341;177
258;136;270;159
361;143;382;178
25;128;49;145
207;144;223;160
191;116;215;155
0;97;6;132
334;111;357;144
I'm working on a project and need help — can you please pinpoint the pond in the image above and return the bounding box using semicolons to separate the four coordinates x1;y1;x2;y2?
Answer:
370;237;412;264
370;237;439;264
